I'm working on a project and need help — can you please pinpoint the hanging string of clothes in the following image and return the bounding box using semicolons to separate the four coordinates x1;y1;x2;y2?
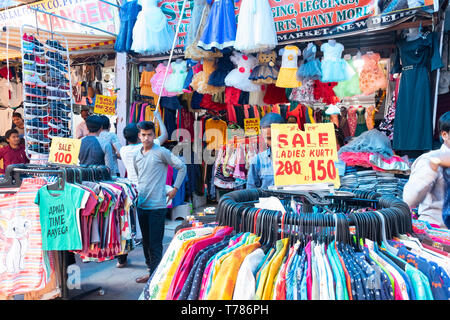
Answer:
140;188;450;300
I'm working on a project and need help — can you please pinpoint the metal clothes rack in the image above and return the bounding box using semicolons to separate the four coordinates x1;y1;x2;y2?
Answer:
0;164;114;300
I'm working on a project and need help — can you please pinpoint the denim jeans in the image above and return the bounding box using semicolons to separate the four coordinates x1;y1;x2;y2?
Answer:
137;208;167;274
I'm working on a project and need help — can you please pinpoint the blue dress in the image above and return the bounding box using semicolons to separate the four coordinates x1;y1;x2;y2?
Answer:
320;41;353;82
392;32;443;151
297;44;322;81
114;0;142;53
197;0;240;51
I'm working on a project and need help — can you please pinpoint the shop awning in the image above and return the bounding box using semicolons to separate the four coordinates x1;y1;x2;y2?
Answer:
0;26;116;61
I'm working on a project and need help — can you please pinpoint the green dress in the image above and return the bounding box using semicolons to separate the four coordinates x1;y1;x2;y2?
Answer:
333;59;362;99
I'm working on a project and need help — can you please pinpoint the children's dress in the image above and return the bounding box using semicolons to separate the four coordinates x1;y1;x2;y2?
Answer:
276;46;302;88
224;52;260;92
234;0;277;53
114;0;142;53
359;53;387;95
320;41;353;82
150;63;178;97
197;0;239;51
191;58;225;94
297;44;322;81
165;60;188;94
131;0;175;55
333;58;362;98
249;51;279;84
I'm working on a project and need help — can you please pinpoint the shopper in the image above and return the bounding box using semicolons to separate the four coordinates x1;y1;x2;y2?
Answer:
120;110;168;185
403;111;450;229
133;121;187;283
0;129;29;174
12;112;25;138
79;115;113;166
76;107;90;139
247;113;285;189
98;115;121;177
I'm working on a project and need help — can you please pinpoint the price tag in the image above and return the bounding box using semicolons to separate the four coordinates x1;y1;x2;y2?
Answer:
244;118;260;136
94;95;116;115
271;123;341;188
48;137;81;166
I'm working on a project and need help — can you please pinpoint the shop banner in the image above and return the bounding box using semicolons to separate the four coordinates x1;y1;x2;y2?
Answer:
271;123;340;188
160;0;437;54
244;118;260;136
94;94;116;116
49;137;81;166
0;0;119;35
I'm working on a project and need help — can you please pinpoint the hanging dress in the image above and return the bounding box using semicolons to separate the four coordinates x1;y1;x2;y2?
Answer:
224;52;260;92
347;106;358;137
197;0;239;51
354;107;368;137
191;58;225;94
297;44;322;81
276;46;302;88
185;0;207;48
392;32;443;151
320;41;353;82
131;0;175;55
150;63;178;97
249;51;279;84
114;0;142;53
333;58;362;99
234;0;278;53
165;60;188;94
359;53;388;95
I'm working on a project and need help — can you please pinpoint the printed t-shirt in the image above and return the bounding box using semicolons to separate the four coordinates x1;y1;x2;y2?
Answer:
35;183;87;250
0;178;48;296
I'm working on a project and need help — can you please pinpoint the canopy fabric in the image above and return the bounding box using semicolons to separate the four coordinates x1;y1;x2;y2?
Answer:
0;26;115;60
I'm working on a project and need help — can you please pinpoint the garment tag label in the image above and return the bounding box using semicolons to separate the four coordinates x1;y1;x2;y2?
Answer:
94;95;116;115
49;137;81;166
271;123;340;188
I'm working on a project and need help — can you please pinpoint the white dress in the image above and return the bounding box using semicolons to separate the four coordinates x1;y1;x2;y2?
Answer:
234;0;278;53
131;0;175;55
224;51;260;92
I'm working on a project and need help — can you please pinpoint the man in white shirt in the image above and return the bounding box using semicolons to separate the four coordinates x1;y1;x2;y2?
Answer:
76;108;90;139
403;111;450;228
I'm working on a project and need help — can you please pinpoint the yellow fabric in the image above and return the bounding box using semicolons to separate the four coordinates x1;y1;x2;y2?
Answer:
207;242;261;300
205;118;227;150
255;242;283;299
144;104;161;136
261;238;289;300
140;70;159;103
156;233;212;299
276;68;302;88
308;106;316;123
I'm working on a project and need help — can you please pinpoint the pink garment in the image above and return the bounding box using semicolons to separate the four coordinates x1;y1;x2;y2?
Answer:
305;241;312;300
347;106;358;136
166;227;233;300
339;152;372;168
150;63;178;97
198;260;214;299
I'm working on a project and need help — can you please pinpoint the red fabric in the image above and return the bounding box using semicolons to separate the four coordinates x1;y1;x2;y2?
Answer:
263;84;288;104
286;104;305;130
227;103;237;123
313;80;339;105
201;94;227;111
0;144;29;174
243;105;250;119
177;107;195;142
225;86;241;105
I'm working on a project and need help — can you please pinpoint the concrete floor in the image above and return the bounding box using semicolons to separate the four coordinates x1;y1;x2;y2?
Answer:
66;218;184;300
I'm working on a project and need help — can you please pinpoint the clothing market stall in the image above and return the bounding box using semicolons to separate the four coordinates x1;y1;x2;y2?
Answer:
114;0;446;206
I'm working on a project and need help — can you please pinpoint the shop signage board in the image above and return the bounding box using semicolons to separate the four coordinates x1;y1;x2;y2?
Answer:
49;137;81;166
0;0;119;35
271;123;340;188
158;0;438;55
244;118;260;136
94;95;116;116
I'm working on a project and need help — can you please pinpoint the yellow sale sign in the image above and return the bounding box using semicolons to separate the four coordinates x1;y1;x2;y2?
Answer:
271;123;340;188
244;118;260;136
48;137;81;166
94;95;116;115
